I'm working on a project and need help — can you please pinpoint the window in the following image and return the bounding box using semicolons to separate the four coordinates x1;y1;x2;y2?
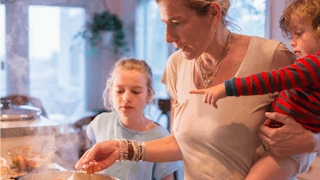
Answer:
229;0;266;37
29;6;86;121
0;4;6;97
135;0;169;100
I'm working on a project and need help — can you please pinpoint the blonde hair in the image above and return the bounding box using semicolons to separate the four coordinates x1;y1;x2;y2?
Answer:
103;58;155;110
155;0;232;27
280;0;320;39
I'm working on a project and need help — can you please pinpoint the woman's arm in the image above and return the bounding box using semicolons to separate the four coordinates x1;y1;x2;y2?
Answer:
245;151;299;180
170;97;175;135
144;98;182;162
259;112;318;158
144;135;182;162
76;134;182;171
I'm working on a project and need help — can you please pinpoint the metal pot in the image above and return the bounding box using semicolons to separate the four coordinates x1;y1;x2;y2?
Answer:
0;99;41;121
19;171;119;180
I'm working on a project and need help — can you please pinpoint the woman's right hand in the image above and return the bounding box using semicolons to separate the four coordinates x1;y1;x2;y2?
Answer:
75;140;120;171
259;112;317;158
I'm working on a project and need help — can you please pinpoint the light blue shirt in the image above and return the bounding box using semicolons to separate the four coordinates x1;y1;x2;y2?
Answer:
86;112;182;180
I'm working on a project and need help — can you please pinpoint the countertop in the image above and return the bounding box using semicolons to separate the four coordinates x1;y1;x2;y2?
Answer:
1;116;68;138
0;111;97;138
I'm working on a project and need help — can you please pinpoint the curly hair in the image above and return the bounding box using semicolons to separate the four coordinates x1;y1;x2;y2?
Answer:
280;0;320;39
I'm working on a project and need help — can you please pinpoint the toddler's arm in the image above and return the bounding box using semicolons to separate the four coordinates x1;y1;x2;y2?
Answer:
189;83;227;108
226;53;320;97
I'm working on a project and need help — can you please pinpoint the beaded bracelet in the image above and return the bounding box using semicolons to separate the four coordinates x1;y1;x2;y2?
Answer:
132;140;137;161
142;142;147;161
116;139;148;162
121;139;129;160
135;141;142;161
128;140;134;161
116;139;123;162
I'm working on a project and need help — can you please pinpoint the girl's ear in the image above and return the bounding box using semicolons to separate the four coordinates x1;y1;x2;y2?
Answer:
209;2;222;26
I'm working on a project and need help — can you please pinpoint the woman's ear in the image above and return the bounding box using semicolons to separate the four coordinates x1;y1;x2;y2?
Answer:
209;2;222;26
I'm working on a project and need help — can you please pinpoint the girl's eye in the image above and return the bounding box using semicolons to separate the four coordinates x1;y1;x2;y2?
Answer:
132;91;141;94
116;91;124;93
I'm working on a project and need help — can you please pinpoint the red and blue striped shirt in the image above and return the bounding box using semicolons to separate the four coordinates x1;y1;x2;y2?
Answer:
225;52;320;132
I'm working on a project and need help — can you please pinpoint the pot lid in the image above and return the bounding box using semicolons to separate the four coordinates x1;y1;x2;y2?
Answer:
1;105;41;121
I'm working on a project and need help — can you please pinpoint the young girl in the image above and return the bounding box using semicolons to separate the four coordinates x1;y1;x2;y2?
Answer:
85;58;181;180
190;0;320;179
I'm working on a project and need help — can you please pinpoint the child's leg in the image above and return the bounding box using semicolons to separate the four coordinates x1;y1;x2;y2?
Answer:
245;151;299;180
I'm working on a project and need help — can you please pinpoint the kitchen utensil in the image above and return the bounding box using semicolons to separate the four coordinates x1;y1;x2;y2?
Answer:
39;140;49;154
67;163;87;180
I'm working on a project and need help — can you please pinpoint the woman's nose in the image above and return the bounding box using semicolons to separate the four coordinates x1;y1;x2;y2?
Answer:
165;26;177;44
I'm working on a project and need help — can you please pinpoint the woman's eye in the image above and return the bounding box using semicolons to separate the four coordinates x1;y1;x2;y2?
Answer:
132;91;141;94
172;22;183;26
116;91;123;93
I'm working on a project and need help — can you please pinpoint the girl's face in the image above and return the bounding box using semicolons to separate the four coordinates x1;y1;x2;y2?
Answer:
158;0;215;60
288;15;320;58
110;70;150;118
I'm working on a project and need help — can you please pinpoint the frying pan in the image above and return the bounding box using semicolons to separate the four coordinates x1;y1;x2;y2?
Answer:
19;171;120;180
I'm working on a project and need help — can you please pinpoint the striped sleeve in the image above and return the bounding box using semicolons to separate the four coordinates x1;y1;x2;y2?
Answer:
225;53;320;96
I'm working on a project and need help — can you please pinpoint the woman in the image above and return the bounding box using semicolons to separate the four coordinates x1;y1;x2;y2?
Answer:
76;0;313;179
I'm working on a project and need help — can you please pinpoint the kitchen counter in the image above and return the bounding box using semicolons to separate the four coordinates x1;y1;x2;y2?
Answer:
1;116;62;138
1;116;74;167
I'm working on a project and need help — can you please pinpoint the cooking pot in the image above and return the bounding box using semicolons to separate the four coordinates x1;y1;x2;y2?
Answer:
0;100;41;121
19;171;119;180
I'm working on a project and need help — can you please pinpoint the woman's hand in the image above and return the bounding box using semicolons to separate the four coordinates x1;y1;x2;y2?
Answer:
75;140;120;172
189;83;227;108
259;112;317;158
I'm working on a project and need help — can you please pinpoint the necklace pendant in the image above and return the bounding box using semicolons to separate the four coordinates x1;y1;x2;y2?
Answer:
204;79;211;85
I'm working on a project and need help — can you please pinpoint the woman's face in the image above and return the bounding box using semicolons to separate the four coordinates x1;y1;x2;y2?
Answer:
158;0;215;60
289;15;320;58
110;70;150;118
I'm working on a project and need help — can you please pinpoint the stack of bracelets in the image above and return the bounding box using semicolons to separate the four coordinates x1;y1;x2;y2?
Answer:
116;139;148;162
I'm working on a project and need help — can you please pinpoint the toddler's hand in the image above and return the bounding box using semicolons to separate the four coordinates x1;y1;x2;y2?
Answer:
189;83;227;108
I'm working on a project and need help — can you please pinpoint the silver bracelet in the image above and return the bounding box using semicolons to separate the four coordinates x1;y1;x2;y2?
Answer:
137;141;142;161
121;139;129;160
116;139;123;162
132;140;137;161
139;142;145;161
142;142;147;161
135;141;141;161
